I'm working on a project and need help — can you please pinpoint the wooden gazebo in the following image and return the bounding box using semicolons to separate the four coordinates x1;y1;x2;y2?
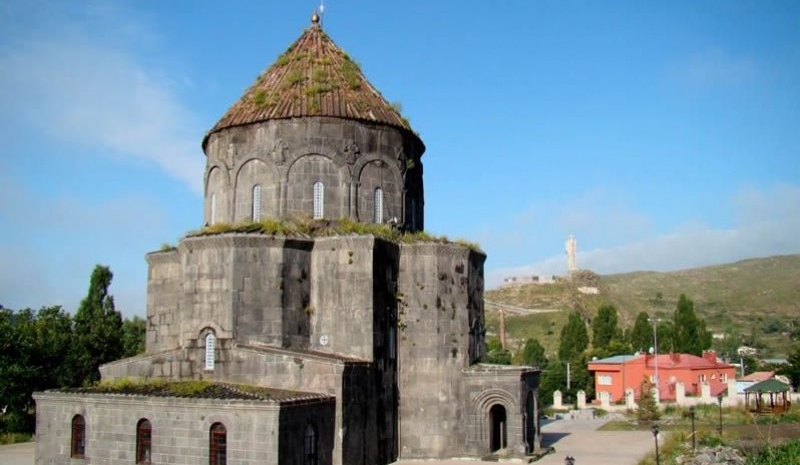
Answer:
744;379;792;415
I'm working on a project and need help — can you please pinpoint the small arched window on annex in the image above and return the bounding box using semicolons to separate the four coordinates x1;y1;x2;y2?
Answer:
136;418;152;464
313;181;324;219
304;424;318;465
209;423;227;465
204;331;216;371
252;184;262;221
71;414;86;458
373;187;383;224
210;191;217;225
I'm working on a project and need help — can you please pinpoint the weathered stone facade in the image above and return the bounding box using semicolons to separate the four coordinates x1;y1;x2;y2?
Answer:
204;118;425;231
34;14;540;465
34;391;335;465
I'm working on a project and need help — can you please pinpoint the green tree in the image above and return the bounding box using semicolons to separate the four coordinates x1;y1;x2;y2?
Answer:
778;346;800;390
121;316;146;358
539;360;566;407
69;265;124;386
0;308;39;427
629;312;653;353
592;303;622;351
517;338;548;368
33;305;75;389
636;377;660;423
672;294;711;355
484;337;512;365
558;311;589;361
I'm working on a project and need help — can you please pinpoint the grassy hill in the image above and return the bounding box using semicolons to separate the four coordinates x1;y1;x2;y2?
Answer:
485;254;800;358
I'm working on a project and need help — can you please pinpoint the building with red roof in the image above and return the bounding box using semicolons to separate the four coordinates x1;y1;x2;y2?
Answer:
588;350;737;402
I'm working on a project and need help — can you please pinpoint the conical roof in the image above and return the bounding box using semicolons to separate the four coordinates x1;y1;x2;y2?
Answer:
203;16;418;149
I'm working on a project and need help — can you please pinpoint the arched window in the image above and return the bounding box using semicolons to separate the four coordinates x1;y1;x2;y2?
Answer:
71;415;86;458
204;333;216;370
304;424;318;465
252;185;261;221
136;419;152;464
210;192;217;224
209;423;226;465
313;182;324;219
373;188;383;224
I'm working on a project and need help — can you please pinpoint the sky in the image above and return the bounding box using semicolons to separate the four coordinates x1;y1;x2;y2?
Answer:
1;0;798;318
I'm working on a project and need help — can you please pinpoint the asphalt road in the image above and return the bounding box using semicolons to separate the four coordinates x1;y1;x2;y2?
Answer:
0;418;657;465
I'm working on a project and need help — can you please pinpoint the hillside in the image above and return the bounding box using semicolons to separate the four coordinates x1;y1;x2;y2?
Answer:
485;254;800;358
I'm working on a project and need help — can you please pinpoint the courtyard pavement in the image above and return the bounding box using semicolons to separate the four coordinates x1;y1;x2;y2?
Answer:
394;418;657;465
0;418;657;465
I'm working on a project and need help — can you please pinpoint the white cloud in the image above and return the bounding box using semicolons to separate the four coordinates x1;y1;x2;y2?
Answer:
486;184;800;288
0;4;204;194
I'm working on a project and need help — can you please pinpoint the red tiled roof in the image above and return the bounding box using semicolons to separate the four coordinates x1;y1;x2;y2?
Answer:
740;371;774;382
646;353;722;369
203;18;416;148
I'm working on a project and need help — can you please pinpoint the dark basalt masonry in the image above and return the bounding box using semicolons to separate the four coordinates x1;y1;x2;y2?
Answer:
33;15;540;465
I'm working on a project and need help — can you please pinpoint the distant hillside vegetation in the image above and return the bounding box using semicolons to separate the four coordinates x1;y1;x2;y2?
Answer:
485;254;800;358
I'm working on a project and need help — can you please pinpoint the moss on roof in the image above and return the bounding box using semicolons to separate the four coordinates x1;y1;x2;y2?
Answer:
60;379;324;402
204;21;419;149
183;217;482;252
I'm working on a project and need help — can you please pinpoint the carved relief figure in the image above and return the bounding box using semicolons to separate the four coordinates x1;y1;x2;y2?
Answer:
343;141;360;165
271;139;288;165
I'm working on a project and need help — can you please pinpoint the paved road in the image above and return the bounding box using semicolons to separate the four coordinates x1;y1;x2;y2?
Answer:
0;441;34;465
394;418;656;465
1;418;657;465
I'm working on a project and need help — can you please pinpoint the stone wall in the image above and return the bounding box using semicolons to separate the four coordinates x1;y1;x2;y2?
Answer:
203;117;425;231
395;243;487;458
462;367;540;457
110;234;519;463
33;391;334;465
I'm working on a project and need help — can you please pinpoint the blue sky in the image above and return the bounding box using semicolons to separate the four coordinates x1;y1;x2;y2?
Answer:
1;0;798;318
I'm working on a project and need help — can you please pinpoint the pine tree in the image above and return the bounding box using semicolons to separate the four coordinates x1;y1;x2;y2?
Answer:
636;377;660;423
517;338;548;368
69;265;124;386
629;311;653;353
592;304;622;351
672;294;711;355
558;311;589;361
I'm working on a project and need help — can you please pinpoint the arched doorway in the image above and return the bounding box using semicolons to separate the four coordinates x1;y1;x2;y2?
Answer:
489;404;507;452
524;392;535;452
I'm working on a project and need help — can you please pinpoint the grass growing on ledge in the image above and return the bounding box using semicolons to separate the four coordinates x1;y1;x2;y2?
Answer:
185;217;482;251
91;378;277;399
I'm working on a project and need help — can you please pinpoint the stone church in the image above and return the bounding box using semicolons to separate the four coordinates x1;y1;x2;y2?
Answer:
34;14;541;465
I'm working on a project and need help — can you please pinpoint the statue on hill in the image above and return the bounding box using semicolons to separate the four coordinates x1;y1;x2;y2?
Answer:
566;235;577;273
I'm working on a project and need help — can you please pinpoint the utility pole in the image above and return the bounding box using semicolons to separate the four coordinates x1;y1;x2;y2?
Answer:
566;362;571;390
649;318;663;401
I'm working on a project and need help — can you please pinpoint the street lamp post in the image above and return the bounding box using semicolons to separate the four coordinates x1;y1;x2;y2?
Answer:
689;406;696;451
717;393;724;436
651;424;660;465
649;318;662;400
564;455;575;465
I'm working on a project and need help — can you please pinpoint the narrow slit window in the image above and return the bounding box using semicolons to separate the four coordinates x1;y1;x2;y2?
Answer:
71;415;86;458
205;333;216;370
210;423;227;465
313;182;324;219
374;188;383;224
210;192;217;224
252;185;261;221
136;419;152;464
304;424;318;465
